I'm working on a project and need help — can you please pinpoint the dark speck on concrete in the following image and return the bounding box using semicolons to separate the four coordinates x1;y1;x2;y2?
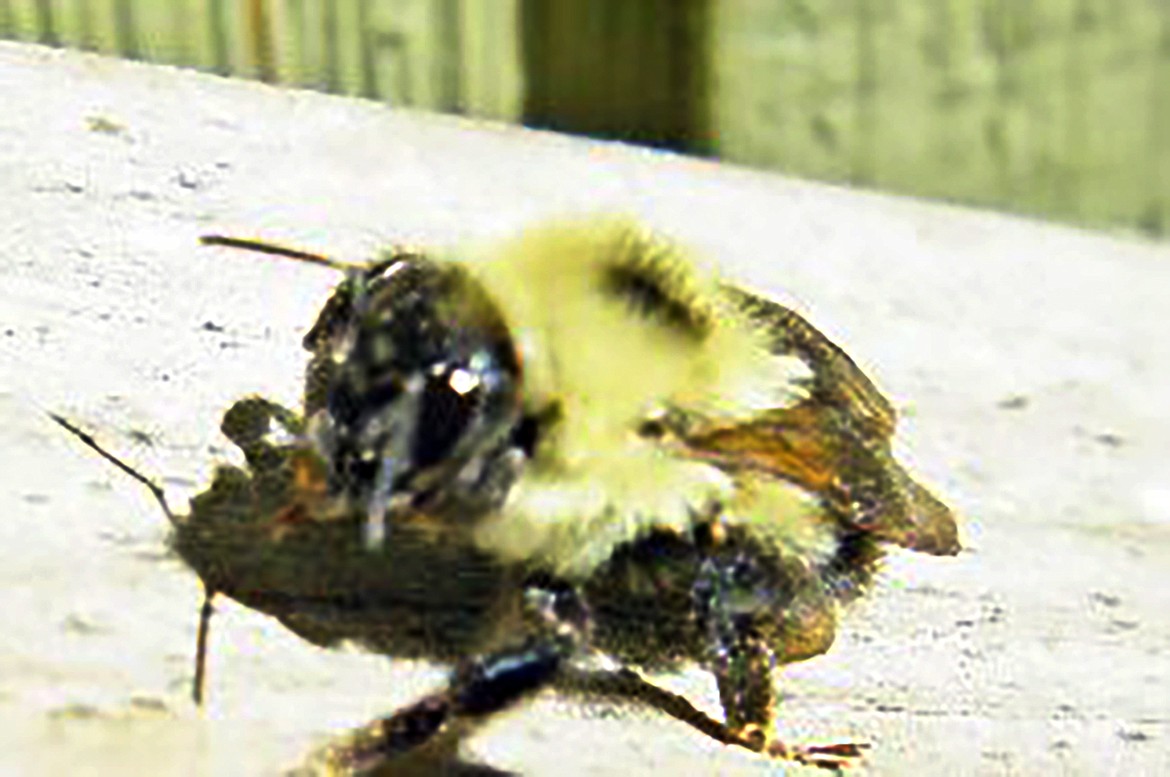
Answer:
997;395;1029;410
86;115;126;135
1073;426;1127;448
163;476;198;489
1117;729;1152;743
1089;592;1121;608
61;614;102;635
48;704;103;720
129;696;169;713
127;429;154;446
1094;432;1125;448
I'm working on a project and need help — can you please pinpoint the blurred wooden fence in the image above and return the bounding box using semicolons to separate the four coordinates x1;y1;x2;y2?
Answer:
2;0;1167;237
0;0;523;119
718;0;1170;239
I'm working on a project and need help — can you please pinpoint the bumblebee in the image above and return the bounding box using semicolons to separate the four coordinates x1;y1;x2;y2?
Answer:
59;217;958;772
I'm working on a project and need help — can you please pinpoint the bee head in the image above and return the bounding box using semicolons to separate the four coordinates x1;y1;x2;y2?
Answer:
304;255;526;541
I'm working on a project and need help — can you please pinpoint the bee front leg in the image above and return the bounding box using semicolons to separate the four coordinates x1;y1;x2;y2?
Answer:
219;396;304;466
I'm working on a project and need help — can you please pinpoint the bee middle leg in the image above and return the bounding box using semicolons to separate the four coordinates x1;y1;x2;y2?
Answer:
325;584;584;774
327;644;560;774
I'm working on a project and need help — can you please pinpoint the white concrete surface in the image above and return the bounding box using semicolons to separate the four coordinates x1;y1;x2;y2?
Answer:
1;41;1168;776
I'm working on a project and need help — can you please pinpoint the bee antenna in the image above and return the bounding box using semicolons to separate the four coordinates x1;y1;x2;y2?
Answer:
198;234;353;272
192;588;216;707
50;411;219;708
48;412;178;527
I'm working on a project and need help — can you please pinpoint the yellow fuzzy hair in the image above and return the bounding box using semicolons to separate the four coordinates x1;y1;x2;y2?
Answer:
455;217;830;578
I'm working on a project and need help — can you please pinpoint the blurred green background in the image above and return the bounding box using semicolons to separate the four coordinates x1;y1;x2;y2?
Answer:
3;0;1167;238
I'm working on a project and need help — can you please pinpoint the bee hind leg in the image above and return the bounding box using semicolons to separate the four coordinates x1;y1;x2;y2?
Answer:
554;665;749;748
554;660;864;770
693;553;869;770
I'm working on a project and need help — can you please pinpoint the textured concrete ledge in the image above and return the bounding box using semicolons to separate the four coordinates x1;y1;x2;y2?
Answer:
1;41;1168;776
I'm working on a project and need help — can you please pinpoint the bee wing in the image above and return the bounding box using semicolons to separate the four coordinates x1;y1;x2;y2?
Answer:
724;286;896;439
684;402;958;555
689;289;958;555
884;455;959;555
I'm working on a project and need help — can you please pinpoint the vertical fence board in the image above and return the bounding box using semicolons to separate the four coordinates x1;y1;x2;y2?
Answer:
318;0;339;92
286;0;320;88
520;0;712;153
435;0;460;112
111;0;137;58
851;0;877;185
355;0;376;98
0;1;13;37
206;0;230;74
164;0;189;63
32;0;57;46
244;0;274;82
460;0;519;120
1143;3;1170;236
72;0;96;49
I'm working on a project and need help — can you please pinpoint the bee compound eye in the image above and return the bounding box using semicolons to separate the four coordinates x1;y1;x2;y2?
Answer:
411;371;480;470
327;380;364;428
344;448;382;490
